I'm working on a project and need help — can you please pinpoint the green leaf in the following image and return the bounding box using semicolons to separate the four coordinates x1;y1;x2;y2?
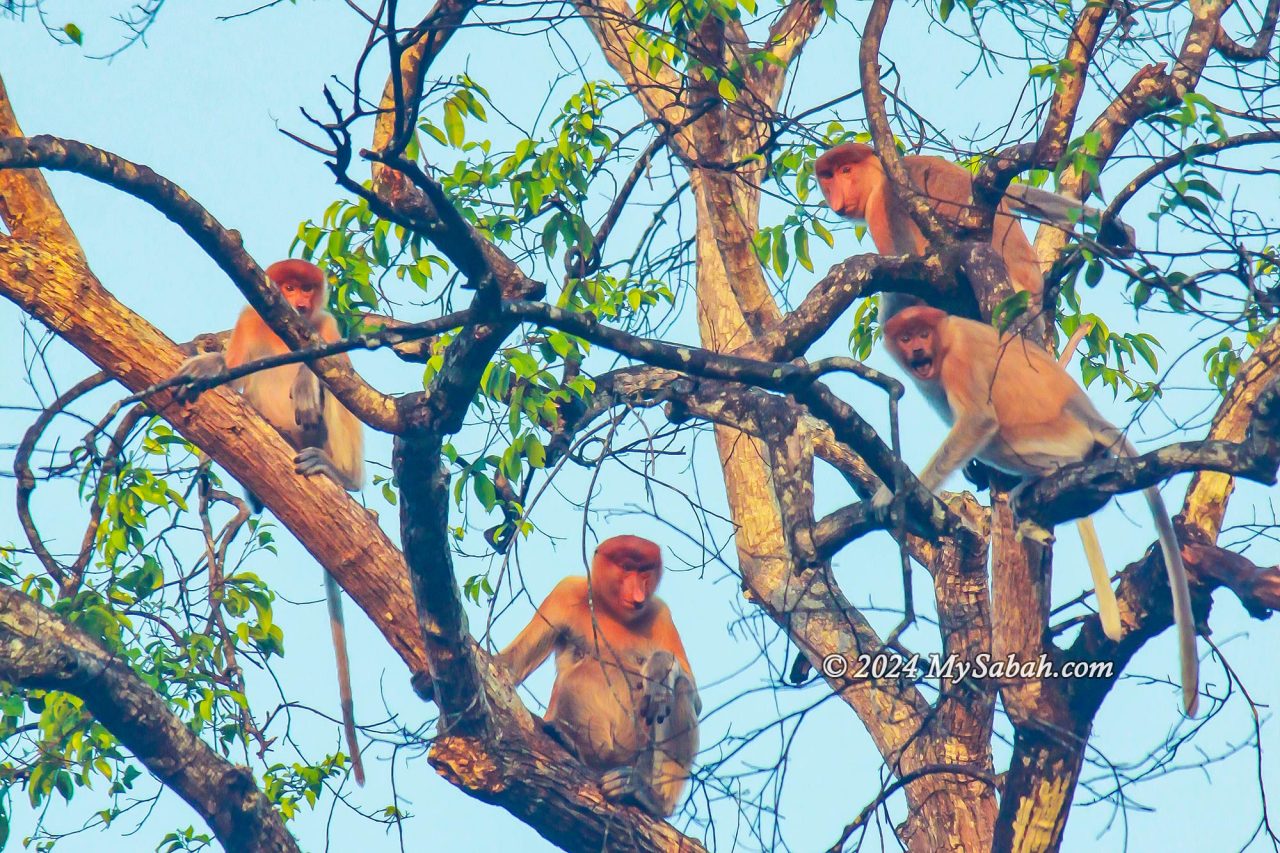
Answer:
473;473;497;511
507;350;541;378
717;78;738;102
525;435;547;469
63;23;84;45
443;102;465;147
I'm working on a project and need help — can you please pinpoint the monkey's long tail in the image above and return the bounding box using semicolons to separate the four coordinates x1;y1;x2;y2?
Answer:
324;571;365;784
1076;517;1124;642
1055;323;1126;642
1143;487;1199;716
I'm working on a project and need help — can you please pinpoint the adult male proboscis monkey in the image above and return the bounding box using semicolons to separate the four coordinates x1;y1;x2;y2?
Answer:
879;305;1198;715
174;258;367;781
495;535;700;816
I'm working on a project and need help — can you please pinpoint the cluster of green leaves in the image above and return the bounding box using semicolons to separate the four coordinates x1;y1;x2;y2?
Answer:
1202;249;1276;392
1054;305;1163;400
938;0;980;23
384;77;680;550
295;192;451;321
157;826;214;852
628;0;815;100
430;78;622;264
0;416;348;846
262;756;356;821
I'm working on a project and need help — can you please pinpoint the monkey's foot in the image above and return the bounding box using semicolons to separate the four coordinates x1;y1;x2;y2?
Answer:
600;768;665;817
295;448;339;480
1015;518;1055;546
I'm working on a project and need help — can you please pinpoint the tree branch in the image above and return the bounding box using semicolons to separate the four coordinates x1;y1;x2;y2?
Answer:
0;133;399;431
1014;377;1280;529
0;587;299;853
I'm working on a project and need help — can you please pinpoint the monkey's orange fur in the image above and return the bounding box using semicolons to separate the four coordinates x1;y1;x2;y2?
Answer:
496;535;700;816
174;258;367;780
815;143;1046;301
880;306;1198;715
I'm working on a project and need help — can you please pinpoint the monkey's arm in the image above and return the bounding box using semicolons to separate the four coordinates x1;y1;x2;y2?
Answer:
601;649;700;817
494;581;574;685
172;311;258;403
916;409;999;493
913;332;1005;491
292;313;343;430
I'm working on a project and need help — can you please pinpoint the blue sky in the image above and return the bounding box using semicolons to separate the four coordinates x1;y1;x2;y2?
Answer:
1;3;1277;851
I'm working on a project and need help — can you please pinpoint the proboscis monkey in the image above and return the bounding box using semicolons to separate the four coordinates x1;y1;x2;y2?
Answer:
878;306;1198;715
174;258;367;782
814;142;1135;319
496;535;700;816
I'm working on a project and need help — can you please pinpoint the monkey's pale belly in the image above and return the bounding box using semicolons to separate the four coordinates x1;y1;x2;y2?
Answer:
242;366;313;446
547;655;652;767
978;433;1094;477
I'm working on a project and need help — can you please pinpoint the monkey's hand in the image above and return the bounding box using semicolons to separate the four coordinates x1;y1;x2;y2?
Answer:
871;484;894;510
291;368;324;430
173;353;226;403
1015;518;1056;546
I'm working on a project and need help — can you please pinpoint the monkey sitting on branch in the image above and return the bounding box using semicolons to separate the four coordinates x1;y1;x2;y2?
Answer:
173;258;368;782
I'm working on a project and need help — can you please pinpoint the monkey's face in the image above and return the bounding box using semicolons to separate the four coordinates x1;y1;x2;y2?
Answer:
892;325;940;381
816;145;876;219
816;161;871;219
278;278;322;316
597;560;661;623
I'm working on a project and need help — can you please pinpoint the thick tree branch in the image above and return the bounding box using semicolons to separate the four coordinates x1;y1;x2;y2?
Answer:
572;0;691;154
373;0;480;159
0;133;399;431
1214;0;1280;60
0;74;78;245
1014;377;1280;528
761;0;825;75
859;0;951;247
0;236;428;676
1184;322;1280;537
0;587;298;853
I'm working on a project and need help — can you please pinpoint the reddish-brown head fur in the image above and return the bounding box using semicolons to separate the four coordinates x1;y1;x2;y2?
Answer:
266;259;327;317
883;305;948;381
815;143;883;220
593;535;663;622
